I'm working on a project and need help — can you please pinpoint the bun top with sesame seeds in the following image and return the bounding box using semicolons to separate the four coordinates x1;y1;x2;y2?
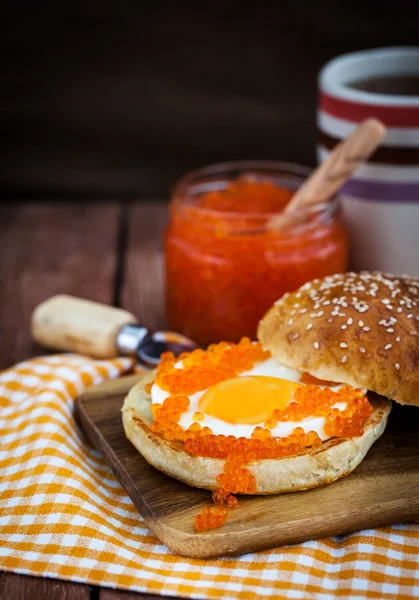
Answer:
257;271;419;406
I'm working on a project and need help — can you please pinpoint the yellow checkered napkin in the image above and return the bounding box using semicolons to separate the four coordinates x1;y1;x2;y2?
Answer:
1;355;419;600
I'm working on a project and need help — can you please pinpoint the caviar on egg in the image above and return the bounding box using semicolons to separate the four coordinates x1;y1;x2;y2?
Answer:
148;337;374;533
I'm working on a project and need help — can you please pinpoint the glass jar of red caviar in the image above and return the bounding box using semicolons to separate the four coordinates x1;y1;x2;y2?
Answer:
165;161;349;346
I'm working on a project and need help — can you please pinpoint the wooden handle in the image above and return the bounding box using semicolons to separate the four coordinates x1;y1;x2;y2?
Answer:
31;295;138;359
285;118;386;213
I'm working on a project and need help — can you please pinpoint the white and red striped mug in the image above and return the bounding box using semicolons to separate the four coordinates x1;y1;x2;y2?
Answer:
318;47;419;276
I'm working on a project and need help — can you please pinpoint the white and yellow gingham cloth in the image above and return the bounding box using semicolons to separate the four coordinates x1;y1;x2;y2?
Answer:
1;355;418;599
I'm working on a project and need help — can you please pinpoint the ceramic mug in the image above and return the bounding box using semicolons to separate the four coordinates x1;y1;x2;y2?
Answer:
317;47;419;276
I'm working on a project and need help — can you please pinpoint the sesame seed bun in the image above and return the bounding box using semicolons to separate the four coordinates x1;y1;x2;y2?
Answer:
122;370;391;494
257;271;419;406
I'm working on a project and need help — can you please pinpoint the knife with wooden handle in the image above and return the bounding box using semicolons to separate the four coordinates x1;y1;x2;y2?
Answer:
31;295;198;365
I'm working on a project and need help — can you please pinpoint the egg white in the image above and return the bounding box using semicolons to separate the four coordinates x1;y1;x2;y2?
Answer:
151;357;353;441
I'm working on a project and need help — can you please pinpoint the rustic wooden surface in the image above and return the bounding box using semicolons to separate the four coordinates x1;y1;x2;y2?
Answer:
76;376;419;559
0;200;178;598
0;571;90;600
0;202;121;366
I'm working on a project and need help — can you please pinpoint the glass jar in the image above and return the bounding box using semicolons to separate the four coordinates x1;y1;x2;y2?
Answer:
165;160;349;346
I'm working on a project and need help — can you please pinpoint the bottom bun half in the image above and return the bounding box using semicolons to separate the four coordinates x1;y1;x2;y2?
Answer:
122;371;392;495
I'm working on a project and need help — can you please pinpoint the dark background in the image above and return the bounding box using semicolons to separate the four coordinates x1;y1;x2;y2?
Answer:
2;1;419;200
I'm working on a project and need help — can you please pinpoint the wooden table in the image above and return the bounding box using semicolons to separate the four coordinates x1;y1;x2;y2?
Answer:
0;200;177;599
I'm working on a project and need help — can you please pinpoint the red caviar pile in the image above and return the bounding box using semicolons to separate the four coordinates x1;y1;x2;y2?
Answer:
155;337;270;395
274;384;373;438
150;394;190;440
149;339;374;532
194;505;229;533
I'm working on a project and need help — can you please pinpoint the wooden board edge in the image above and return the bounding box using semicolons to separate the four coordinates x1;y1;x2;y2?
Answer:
78;373;146;402
155;496;419;558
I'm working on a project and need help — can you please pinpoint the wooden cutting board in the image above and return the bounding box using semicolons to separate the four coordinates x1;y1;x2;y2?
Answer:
76;374;419;559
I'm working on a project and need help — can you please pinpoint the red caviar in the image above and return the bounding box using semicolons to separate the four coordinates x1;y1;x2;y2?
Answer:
194;505;229;532
273;385;373;438
165;163;349;345
155;337;270;395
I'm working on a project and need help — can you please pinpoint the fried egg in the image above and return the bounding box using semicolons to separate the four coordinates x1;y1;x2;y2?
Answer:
151;357;352;441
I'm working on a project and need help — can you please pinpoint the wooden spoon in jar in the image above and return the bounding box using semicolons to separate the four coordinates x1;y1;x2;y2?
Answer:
267;118;386;231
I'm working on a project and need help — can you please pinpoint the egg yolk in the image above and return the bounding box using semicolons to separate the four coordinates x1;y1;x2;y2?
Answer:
198;376;302;425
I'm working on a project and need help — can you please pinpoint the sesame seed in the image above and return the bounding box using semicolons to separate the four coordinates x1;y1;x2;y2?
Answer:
341;355;347;363
340;342;348;348
327;318;333;323
294;303;300;308
356;304;369;313
385;344;392;350
347;317;353;325
359;347;366;353
363;326;370;332
382;299;390;304
410;330;417;336
387;328;394;333
288;319;293;326
306;323;313;331
341;324;347;330
313;341;320;349
396;307;403;313
358;320;364;327
407;314;413;319
396;336;401;342
300;308;307;314
291;333;299;341
395;363;400;370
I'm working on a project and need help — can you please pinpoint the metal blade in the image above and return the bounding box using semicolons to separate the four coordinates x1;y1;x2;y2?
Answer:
136;330;200;367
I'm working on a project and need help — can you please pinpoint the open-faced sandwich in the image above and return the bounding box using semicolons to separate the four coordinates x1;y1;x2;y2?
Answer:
122;271;418;531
